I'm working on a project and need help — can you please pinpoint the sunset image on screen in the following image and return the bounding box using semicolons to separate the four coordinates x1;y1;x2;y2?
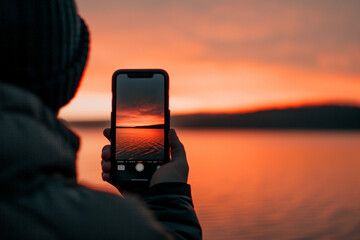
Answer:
115;74;165;160
116;74;164;127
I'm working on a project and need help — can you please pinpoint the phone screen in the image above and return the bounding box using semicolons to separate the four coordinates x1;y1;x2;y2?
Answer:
113;71;168;183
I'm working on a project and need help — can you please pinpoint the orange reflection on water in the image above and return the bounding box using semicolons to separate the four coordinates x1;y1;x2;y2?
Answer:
74;127;360;239
116;128;164;160
178;129;360;239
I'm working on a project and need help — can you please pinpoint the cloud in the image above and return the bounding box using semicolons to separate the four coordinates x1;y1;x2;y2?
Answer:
116;75;164;112
78;0;360;76
115;74;165;126
70;0;360;116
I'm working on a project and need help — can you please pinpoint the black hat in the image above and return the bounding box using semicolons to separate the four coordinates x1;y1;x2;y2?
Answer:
0;0;89;111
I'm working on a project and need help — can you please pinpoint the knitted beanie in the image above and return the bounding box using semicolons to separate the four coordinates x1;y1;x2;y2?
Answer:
0;0;89;111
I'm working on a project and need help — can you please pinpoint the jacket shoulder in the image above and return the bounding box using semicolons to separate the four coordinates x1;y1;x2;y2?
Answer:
55;182;174;239
0;180;173;240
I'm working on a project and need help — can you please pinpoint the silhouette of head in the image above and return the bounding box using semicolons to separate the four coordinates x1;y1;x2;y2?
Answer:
0;0;89;112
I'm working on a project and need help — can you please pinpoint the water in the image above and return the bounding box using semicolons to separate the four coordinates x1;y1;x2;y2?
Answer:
116;128;164;160
72;127;360;240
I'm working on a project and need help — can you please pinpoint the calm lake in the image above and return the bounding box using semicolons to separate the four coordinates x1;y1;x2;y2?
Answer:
72;127;360;240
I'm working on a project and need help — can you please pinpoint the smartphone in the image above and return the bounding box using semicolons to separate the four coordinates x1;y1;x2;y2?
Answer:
111;69;170;192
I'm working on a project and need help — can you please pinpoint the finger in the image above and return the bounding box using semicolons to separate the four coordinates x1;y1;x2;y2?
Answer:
168;129;186;161
101;145;111;160
103;128;111;141
101;160;111;172
102;172;110;182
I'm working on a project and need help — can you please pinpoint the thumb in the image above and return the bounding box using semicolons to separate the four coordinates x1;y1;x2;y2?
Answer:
150;129;189;186
169;129;186;161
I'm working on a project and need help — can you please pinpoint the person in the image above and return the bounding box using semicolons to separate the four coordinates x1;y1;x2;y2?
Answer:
0;0;202;239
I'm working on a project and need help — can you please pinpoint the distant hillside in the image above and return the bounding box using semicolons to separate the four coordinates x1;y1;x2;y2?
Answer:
66;106;360;130
64;120;110;128
171;106;360;129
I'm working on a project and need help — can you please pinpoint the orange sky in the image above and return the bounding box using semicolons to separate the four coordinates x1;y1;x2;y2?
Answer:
59;0;360;121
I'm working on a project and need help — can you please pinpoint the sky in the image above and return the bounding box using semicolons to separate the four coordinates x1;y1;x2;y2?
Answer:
116;73;165;127
59;0;360;121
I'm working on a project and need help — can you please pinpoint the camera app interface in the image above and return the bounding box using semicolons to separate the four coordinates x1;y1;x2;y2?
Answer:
116;73;165;178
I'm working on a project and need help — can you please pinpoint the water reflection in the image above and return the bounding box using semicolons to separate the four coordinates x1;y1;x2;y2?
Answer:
73;128;360;240
116;128;164;160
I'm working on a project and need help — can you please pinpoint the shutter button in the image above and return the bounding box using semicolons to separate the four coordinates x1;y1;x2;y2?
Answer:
135;163;144;172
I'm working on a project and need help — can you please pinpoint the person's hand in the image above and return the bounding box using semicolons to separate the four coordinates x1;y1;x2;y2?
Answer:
149;129;189;186
101;128;189;191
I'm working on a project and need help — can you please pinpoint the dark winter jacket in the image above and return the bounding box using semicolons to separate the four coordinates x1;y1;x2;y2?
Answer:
0;82;202;239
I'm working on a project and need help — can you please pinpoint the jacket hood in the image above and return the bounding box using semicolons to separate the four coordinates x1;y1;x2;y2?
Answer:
0;0;90;112
0;82;79;193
